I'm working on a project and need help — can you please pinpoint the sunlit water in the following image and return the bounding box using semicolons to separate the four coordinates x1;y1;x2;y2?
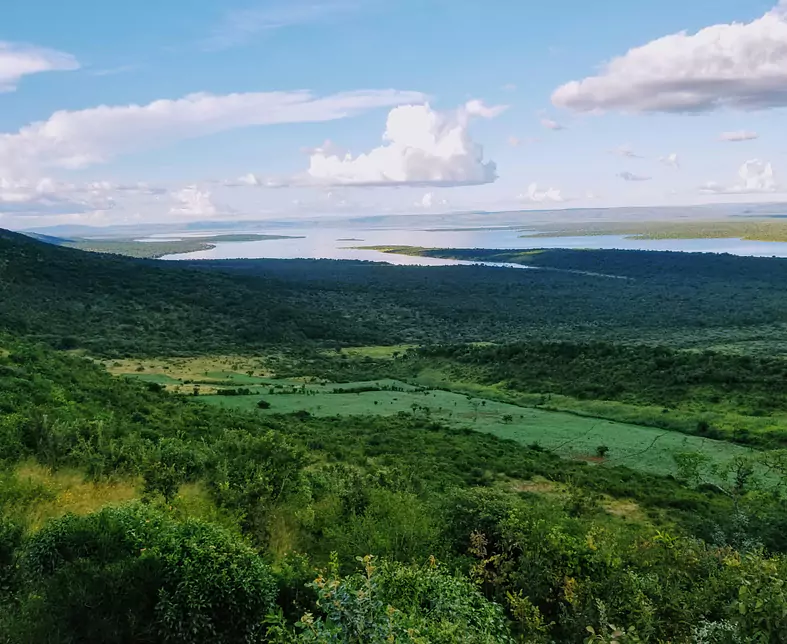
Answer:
159;227;787;265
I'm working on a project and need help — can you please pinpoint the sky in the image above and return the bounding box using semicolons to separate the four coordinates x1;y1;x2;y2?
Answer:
2;0;787;228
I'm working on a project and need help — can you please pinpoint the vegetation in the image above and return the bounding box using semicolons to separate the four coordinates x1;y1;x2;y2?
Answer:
63;233;303;259
6;228;787;641
11;229;787;356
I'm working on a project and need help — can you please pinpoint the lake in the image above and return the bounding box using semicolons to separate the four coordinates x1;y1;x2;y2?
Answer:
161;227;787;264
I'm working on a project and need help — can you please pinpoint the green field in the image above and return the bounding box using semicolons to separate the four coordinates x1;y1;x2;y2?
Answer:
197;379;760;480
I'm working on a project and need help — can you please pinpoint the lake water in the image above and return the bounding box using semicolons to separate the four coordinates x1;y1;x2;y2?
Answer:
161;227;787;265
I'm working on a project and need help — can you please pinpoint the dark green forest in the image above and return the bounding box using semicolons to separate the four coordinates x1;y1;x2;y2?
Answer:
6;229;787;356
4;230;787;642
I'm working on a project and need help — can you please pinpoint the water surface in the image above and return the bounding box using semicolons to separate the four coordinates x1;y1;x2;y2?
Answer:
161;227;787;263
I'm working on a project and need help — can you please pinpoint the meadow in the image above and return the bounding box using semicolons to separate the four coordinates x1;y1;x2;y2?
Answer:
113;360;763;481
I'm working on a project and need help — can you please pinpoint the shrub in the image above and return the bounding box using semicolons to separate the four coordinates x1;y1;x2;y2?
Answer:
12;504;277;643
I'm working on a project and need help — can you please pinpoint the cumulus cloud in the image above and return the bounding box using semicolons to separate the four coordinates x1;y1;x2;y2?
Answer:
720;130;759;142
465;99;508;119
169;186;227;218
416;192;449;209
306;100;502;187
659;153;680;168
517;182;564;203
618;172;651;182
0;42;78;92
0;88;425;177
552;3;787;113
540;117;565;131
701;159;779;194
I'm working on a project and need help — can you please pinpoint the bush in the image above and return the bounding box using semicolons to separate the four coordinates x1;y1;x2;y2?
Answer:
257;399;272;409
11;504;277;643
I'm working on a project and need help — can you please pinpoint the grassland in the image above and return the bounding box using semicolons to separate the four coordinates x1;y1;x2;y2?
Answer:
109;358;763;481
65;233;302;258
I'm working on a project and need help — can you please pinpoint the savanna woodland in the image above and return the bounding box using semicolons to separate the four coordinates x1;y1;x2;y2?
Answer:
4;227;787;643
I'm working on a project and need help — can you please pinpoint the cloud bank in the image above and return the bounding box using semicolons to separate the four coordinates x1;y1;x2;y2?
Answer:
0;88;425;177
307;100;502;187
0;42;78;92
552;3;787;113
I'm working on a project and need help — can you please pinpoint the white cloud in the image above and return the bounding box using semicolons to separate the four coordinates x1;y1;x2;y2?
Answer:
222;173;287;188
416;191;449;209
502;83;517;92
0;176;116;217
719;130;759;142
0;88;425;177
169;186;225;218
618;172;651;182
552;3;787;113
611;144;642;159
540;117;565;131
0;42;78;92
306;100;501;187
659;153;680;168
517;182;563;203
465;99;509;119
701;159;779;194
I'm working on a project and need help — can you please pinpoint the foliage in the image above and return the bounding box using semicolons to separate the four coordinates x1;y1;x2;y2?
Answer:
12;229;787;355
8;504;277;643
269;555;513;643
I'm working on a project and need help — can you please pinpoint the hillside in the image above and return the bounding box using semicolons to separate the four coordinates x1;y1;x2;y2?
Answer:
3;335;787;642
0;228;375;355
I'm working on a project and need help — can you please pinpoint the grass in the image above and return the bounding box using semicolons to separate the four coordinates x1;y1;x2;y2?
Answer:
199;379;760;480
103;352;773;481
4;462;139;529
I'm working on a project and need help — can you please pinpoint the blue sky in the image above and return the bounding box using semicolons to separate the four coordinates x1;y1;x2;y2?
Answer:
1;0;786;227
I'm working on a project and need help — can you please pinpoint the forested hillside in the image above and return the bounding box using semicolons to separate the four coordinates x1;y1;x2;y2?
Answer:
6;229;787;356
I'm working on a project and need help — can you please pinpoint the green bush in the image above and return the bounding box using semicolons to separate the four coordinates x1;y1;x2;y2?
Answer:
271;556;513;643
11;504;277;643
